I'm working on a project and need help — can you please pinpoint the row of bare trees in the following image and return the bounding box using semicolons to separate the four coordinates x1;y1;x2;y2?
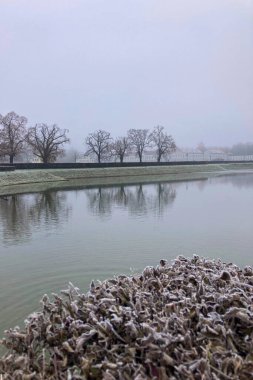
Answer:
0;112;69;164
0;111;176;164
85;127;176;163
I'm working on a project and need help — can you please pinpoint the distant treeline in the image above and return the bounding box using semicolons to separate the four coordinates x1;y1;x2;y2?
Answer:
0;111;176;164
230;143;253;156
1;110;252;164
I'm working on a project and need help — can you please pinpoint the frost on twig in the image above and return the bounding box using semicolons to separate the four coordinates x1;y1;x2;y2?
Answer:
1;256;253;379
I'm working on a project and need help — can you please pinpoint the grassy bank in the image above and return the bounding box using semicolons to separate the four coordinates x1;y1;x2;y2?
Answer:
0;163;253;196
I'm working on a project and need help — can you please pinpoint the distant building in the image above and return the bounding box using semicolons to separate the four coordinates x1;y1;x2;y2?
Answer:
77;148;253;163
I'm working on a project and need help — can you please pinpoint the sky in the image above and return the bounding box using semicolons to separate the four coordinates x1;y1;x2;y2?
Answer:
0;0;253;150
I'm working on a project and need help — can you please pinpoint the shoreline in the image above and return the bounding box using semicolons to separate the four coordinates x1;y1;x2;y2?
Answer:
0;163;253;197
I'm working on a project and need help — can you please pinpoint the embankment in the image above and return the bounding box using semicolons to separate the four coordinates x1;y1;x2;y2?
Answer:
0;162;253;196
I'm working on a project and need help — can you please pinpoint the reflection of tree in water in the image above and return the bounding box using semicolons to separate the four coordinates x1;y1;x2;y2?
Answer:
85;183;176;217
28;191;70;225
0;196;31;244
85;187;114;217
113;186;128;207
127;185;149;216
0;191;71;245
154;183;176;216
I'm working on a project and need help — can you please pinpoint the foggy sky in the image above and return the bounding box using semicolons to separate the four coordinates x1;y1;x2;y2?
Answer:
0;0;253;150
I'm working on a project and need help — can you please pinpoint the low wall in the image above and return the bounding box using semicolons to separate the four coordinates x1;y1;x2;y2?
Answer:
0;166;15;172
1;160;253;170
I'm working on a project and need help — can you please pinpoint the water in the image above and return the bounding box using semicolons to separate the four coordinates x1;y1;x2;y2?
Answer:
0;172;253;336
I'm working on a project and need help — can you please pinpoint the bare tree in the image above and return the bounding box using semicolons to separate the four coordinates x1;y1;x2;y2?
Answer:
85;130;112;163
57;148;80;163
127;129;151;162
197;142;207;153
112;137;129;163
26;124;70;163
150;125;176;162
0;111;28;164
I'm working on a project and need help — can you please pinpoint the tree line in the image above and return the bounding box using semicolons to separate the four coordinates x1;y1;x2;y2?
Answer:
85;127;176;163
2;111;253;165
0;111;176;164
0;111;69;164
231;143;253;156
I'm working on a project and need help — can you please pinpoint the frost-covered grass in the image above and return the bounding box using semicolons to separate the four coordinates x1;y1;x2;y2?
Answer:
1;256;253;379
0;163;253;197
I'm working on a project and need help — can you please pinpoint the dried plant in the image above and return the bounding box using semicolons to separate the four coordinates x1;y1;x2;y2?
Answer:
1;256;253;379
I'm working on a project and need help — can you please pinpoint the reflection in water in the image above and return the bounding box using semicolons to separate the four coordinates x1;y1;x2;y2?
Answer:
211;173;253;189
0;191;71;245
85;183;176;217
85;187;114;217
0;196;32;243
28;191;71;225
1;173;253;246
0;183;176;244
1;173;253;337
193;173;253;191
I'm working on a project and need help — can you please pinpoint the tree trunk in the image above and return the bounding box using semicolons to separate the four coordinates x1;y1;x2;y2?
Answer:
120;155;123;163
9;155;14;164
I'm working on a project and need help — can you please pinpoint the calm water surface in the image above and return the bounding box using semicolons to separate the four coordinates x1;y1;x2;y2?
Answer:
0;172;253;335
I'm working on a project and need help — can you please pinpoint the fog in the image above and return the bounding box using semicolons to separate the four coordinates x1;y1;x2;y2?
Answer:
0;0;252;150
